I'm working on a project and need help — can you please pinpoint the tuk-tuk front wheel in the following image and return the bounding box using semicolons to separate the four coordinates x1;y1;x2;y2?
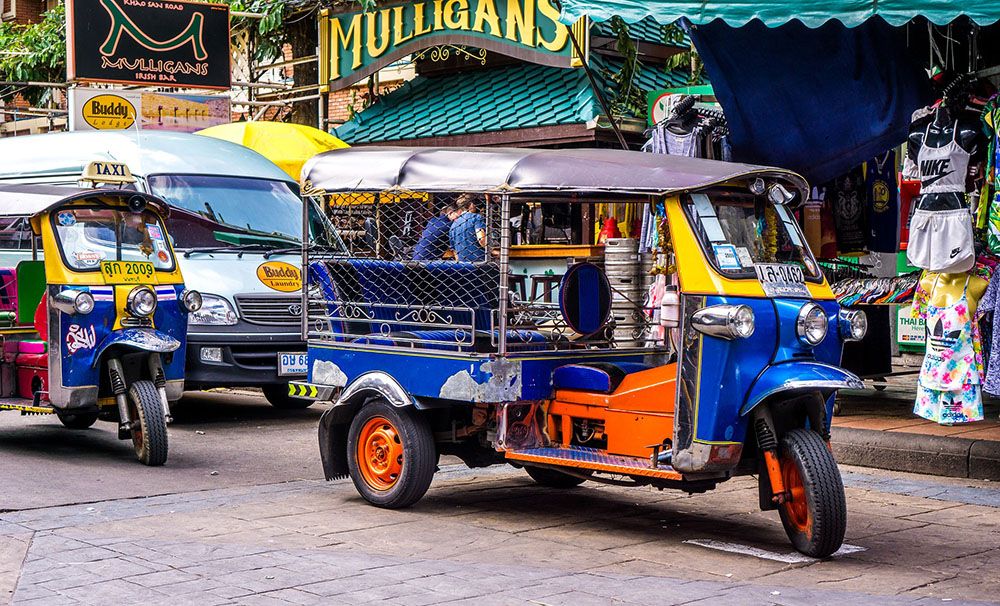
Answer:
778;429;846;558
128;380;168;467
56;411;99;430
347;400;435;509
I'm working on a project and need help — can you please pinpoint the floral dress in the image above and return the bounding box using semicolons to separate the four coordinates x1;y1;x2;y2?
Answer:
910;277;985;424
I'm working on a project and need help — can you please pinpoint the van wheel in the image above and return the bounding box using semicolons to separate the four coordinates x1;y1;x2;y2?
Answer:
347;400;435;509
57;411;99;429
525;466;591;488
128;380;168;466
263;384;313;409
778;429;846;558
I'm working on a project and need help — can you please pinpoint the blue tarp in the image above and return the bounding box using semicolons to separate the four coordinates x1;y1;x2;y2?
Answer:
690;18;932;184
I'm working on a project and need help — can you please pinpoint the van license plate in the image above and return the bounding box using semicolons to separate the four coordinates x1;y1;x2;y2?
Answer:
278;352;308;376
754;264;810;298
100;261;156;285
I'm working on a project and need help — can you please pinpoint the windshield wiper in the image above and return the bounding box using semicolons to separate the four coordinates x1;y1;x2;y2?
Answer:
183;243;273;258
263;247;301;259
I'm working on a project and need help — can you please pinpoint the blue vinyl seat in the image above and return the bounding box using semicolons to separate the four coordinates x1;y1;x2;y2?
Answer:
552;362;652;393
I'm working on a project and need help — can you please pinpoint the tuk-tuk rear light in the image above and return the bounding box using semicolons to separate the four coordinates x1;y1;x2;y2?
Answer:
839;309;867;342
796;302;828;346
52;289;95;315
181;289;203;312
127;286;157;317
692;304;755;340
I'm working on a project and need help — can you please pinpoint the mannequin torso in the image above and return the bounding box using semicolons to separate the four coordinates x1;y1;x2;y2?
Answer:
907;107;980;210
919;271;987;310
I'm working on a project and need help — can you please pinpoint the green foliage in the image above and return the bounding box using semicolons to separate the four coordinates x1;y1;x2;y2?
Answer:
223;0;286;61
0;3;66;103
603;16;646;119
663;23;704;85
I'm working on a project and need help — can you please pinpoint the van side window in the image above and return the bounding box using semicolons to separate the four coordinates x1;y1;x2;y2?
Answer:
0;217;34;250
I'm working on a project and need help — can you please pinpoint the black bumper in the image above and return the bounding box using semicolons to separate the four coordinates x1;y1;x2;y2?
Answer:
185;331;305;389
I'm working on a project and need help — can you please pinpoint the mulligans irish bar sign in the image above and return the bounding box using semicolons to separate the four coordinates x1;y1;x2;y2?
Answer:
66;0;230;89
320;0;586;92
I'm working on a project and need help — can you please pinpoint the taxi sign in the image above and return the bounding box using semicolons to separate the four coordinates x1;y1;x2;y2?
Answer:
100;261;156;284
80;161;136;186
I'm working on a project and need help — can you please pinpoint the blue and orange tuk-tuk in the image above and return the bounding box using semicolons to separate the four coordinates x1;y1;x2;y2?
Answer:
293;147;866;557
0;163;202;465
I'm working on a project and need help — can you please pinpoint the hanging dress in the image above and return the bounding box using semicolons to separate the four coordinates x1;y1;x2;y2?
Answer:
911;276;985;424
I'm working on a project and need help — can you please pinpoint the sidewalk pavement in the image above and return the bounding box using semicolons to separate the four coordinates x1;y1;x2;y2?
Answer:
832;384;1000;481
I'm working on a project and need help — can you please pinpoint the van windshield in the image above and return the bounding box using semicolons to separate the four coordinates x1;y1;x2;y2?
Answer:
147;174;337;249
682;190;820;280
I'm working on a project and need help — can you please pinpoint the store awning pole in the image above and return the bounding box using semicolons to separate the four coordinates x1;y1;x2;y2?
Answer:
567;26;629;150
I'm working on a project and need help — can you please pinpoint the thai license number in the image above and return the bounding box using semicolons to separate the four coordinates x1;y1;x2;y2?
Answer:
100;261;155;285
278;352;308;376
754;263;809;298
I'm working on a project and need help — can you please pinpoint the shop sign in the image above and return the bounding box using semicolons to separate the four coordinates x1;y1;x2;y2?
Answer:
66;0;231;89
896;308;925;346
319;0;586;92
257;261;302;293
69;87;231;133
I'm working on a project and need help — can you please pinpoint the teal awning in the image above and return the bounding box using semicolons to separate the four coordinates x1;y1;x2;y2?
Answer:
559;1;1000;28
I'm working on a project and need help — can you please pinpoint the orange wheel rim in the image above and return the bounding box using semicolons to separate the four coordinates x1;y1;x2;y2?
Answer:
357;416;404;491
781;457;811;534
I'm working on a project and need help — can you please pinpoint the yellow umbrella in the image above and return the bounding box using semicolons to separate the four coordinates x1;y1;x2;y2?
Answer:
196;122;349;181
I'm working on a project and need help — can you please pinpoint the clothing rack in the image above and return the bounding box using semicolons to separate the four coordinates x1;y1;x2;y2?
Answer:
832;271;921;307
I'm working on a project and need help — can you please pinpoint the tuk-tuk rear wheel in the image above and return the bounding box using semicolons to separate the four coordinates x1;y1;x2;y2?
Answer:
128;380;168;467
777;429;846;558
56;411;99;430
347;400;435;509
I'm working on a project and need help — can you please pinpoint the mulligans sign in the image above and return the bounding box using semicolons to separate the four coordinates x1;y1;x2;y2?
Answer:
66;0;231;89
320;0;587;92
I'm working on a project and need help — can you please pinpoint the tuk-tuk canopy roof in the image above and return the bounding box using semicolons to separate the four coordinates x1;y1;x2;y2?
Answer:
0;184;170;219
558;0;1000;27
302;147;807;196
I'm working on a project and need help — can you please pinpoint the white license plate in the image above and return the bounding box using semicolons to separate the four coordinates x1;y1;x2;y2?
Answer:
754;263;810;298
278;352;308;376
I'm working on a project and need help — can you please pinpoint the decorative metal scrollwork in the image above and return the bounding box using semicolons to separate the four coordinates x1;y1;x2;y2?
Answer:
413;44;487;66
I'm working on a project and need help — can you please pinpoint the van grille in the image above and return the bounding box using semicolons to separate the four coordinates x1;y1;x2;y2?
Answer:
235;295;302;326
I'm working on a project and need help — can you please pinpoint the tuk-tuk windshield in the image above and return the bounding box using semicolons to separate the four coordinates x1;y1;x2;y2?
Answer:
683;190;821;280
52;208;176;272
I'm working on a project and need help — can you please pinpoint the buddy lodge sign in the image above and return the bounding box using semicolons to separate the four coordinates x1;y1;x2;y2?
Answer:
320;0;586;91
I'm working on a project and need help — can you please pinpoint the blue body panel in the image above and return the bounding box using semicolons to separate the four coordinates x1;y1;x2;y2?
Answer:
58;284;188;389
742;362;862;417
307;344;647;402
691;296;846;445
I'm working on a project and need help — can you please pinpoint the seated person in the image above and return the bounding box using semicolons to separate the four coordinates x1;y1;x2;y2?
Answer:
413;203;457;261
449;194;487;262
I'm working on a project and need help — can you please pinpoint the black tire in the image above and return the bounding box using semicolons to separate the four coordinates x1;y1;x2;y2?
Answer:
777;428;846;558
263;384;313;409
347;400;436;509
525;465;590;488
56;411;99;430
128;380;168;466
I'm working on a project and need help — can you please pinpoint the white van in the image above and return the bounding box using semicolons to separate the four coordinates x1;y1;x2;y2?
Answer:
0;130;337;408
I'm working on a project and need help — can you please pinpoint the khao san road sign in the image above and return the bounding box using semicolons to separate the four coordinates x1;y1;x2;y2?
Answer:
320;0;588;92
66;0;231;89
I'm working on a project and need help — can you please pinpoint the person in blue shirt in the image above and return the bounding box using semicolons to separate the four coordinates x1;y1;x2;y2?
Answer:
413;203;457;260
449;194;487;262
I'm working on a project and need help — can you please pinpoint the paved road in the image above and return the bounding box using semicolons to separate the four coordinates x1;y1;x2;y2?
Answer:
0;391;997;605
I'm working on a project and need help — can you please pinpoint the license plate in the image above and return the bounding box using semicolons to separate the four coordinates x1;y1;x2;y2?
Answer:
754;263;810;298
278;352;308;376
100;261;156;285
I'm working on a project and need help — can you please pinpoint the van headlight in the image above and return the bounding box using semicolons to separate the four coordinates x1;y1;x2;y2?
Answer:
839;309;867;341
692;304;755;340
126;286;157;317
181;289;203;312
189;294;237;326
796;302;828;346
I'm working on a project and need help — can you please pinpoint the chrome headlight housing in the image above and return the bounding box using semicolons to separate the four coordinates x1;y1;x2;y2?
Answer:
126;286;157;317
52;289;95;315
838;309;867;342
796;302;828;346
189;294;237;326
692;304;755;340
181;289;203;313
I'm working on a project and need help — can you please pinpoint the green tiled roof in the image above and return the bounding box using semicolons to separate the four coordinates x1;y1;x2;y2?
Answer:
335;57;688;144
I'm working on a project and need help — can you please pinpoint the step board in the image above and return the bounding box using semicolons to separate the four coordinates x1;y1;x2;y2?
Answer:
0;398;54;414
505;445;682;480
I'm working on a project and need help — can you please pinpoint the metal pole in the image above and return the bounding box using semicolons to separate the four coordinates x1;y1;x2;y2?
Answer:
301;197;310;343
567;26;629;150
498;193;511;356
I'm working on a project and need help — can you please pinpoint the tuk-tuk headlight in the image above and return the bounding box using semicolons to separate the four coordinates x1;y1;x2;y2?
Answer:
692;304;755;340
181;289;203;312
127;286;157;317
839;309;867;342
52;289;95;315
796;302;828;346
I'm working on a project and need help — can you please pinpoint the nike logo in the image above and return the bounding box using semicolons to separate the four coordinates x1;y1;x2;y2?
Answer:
922;169;956;187
950;247;961;259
